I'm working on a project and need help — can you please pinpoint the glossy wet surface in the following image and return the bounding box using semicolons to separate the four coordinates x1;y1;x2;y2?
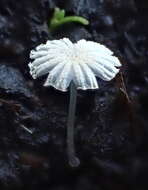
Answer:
0;0;148;189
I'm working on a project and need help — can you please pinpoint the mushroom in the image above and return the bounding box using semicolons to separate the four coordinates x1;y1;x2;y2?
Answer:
28;38;121;167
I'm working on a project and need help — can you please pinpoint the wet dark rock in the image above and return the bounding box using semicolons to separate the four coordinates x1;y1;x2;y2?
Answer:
53;24;92;42
0;0;148;189
0;64;32;97
92;157;125;178
80;86;132;161
0;0;51;72
63;0;101;19
0;152;22;189
106;0;137;13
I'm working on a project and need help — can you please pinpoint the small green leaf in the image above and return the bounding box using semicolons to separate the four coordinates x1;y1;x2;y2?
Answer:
49;7;89;31
54;7;65;20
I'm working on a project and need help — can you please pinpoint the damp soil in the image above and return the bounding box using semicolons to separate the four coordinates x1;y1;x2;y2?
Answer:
0;0;148;189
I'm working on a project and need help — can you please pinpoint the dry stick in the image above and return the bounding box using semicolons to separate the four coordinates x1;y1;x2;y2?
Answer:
67;82;80;167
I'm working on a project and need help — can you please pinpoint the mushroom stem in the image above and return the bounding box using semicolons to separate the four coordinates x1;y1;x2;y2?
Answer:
67;82;80;167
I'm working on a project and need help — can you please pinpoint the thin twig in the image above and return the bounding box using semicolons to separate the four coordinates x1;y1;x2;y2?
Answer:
20;124;33;134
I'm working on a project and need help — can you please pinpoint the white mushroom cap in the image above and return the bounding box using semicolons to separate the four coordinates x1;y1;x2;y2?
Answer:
29;38;121;91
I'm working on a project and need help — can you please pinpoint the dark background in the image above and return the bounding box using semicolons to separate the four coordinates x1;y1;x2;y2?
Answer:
0;0;148;189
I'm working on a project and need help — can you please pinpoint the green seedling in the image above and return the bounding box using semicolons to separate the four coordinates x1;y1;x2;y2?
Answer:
49;7;89;31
